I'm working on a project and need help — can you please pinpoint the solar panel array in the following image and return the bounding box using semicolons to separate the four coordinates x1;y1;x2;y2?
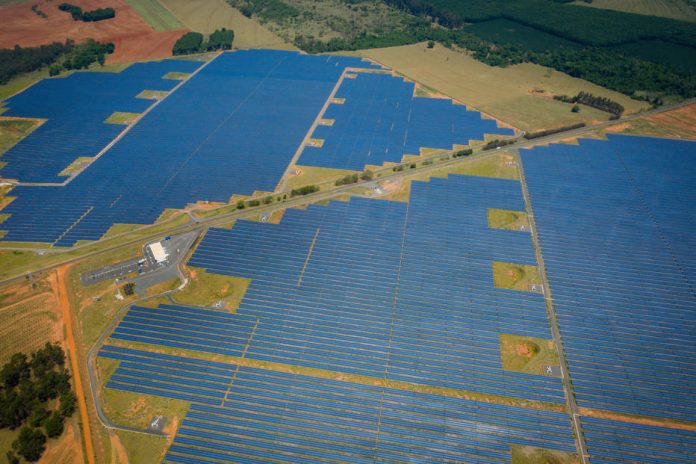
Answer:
183;174;564;403
299;73;514;171
0;50;379;245
0;60;201;183
521;135;696;422
581;416;696;463
98;345;576;463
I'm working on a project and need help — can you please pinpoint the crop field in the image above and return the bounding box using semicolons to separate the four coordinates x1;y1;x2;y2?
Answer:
572;0;696;22
159;0;292;49
614;40;696;74
355;43;648;132
0;0;187;64
125;0;184;31
611;103;696;140
521;135;696;422
466;18;581;52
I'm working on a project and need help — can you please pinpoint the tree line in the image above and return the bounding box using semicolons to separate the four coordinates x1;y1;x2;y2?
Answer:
58;3;115;22
173;28;234;55
0;42;73;85
1;343;77;463
553;91;624;115
0;39;114;84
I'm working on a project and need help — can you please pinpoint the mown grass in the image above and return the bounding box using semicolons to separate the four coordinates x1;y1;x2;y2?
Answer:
137;89;169;100
58;156;93;177
286;165;359;189
102;388;190;430
500;334;559;375
115;429;169;464
162;71;190;80
492;262;542;292
0;118;41;156
125;0;185;31
173;266;250;312
488;208;530;231
511;444;579;464
104;112;140;125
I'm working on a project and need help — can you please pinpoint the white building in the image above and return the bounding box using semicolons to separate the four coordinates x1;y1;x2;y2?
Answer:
148;242;169;264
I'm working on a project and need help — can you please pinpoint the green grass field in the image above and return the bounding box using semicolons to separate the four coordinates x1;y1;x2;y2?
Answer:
125;0;185;31
500;334;559;375
104;112;140;125
488;208;530;231
115;429;169;464
466;18;580;52
0;118;41;156
163;71;191;80
511;444;579;464
137;89;169;100
492;262;542;292
173;267;250;312
286;166;360;190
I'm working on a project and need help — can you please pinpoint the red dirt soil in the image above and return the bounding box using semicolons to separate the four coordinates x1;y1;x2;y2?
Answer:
0;0;188;64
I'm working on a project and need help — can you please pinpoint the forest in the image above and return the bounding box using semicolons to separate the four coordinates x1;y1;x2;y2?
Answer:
58;3;116;22
0;343;77;463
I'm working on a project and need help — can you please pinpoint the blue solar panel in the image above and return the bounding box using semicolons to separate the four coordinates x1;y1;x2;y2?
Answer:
0;60;201;183
184;173;565;402
158;367;575;463
298;72;514;170
0;50;380;245
521;135;696;421
582;416;696;463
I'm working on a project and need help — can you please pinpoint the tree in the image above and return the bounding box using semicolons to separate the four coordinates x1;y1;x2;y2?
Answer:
12;427;46;462
360;170;374;181
571;104;580;113
5;451;19;464
427;40;435;48
236;200;245;210
173;32;204;55
43;412;64;438
0;353;30;389
59;390;76;418
207;28;234;50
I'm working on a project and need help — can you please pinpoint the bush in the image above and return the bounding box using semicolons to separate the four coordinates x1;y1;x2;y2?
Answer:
360;170;374;181
523;122;586;139
236;200;245;210
58;3;115;22
290;185;319;197
43;412;64;438
453;148;473;158
122;282;135;296
335;173;358;186
248;199;260;207
12;427;46;462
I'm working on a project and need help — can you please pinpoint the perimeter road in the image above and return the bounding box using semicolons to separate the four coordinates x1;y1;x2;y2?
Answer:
517;152;589;463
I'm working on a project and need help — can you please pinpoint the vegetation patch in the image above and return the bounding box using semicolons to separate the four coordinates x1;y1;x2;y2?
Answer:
488;209;530;231
58;3;116;22
101;388;189;430
162;71;190;80
511;444;579;464
174;267;251;312
0;118;41;157
0;343;78;463
125;0;185;31
572;0;696;23
465;18;580;52
492;261;542;292
609;104;696;140
614;40;696;75
58;156;93;177
137;89;169;100
172;28;234;55
115;429;169;464
104;112;140;125
500;334;559;375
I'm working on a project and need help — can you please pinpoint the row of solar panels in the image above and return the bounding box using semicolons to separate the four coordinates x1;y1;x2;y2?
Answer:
521;135;696;422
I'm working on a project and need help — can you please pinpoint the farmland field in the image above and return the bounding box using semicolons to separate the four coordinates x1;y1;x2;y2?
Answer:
355;43;648;131
572;0;696;22
125;0;185;31
159;0;293;49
